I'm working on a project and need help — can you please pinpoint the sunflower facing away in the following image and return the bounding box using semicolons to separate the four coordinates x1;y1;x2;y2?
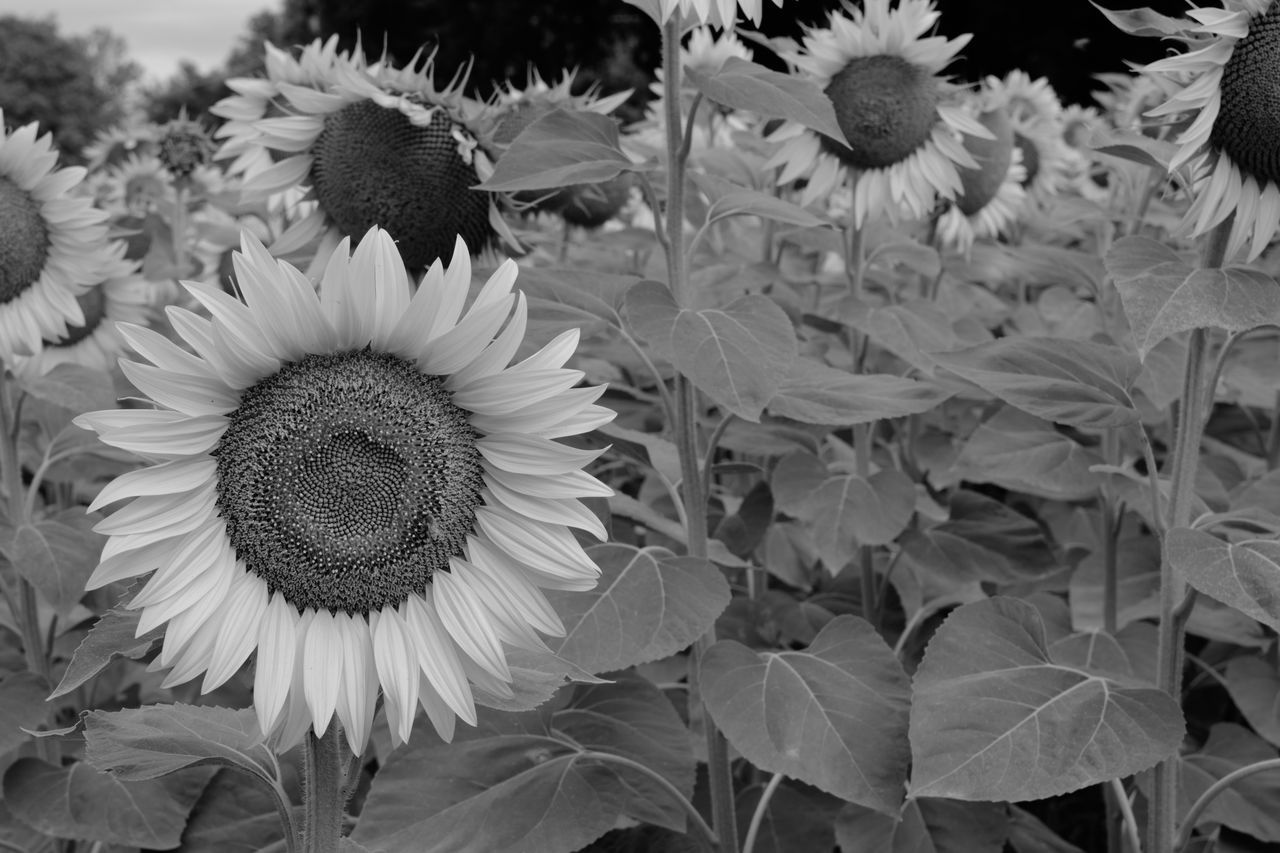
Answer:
981;70;1071;204
935;102;1027;255
1145;0;1280;260
213;40;518;270
77;227;614;753
0;111;117;362
766;0;988;228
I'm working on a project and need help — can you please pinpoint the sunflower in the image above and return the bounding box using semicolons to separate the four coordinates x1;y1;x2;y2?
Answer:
981;70;1071;203
16;246;150;376
214;40;518;270
935;103;1027;255
1144;0;1280;260
95;153;173;217
0;111;116;363
654;0;785;27
766;0;988;228
76;227;614;753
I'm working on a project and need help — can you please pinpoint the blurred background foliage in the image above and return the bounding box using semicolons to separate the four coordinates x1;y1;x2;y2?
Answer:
1;0;1188;161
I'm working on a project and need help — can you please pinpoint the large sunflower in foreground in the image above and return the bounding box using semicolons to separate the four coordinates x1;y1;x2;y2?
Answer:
213;41;518;270
1145;0;1280;259
77;227;614;753
0;112;116;362
766;0;987;228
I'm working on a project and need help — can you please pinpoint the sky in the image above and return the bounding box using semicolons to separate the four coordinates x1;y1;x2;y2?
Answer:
4;0;273;82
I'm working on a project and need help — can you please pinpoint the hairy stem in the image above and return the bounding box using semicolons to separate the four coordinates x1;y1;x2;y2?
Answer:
301;725;348;853
660;17;737;853
1147;217;1231;853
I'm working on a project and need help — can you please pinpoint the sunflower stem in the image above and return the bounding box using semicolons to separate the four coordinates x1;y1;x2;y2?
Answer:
661;16;737;853
741;772;785;853
1148;216;1231;853
301;724;348;853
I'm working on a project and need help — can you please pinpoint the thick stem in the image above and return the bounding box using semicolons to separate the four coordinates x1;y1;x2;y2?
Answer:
1147;218;1231;853
854;422;876;623
660;17;736;853
301;725;347;853
1101;428;1122;636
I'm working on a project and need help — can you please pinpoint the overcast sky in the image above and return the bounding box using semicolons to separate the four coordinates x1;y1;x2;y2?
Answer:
5;0;273;82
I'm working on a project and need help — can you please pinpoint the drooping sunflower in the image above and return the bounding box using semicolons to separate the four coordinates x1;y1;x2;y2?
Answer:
16;246;150;376
981;70;1071;204
0;111;116;363
935;103;1027;255
1144;0;1280;260
766;0;987;227
76;227;614;753
214;40;518;270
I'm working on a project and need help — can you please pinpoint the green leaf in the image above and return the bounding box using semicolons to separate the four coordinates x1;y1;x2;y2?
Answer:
51;603;161;699
700;615;912;813
835;798;1008;853
516;267;634;336
179;767;292;853
768;358;951;425
13;363;117;415
1176;723;1280;842
84;704;277;784
473;647;605;712
1165;527;1280;631
808;469;915;570
948;406;1104;501
3;758;210;848
0;510;103;617
1088;127;1175;171
935;337;1141;429
704;187;829;229
478;109;647;192
733;782;842;853
622;279;680;359
841;299;973;374
545;545;731;674
670;294;798;422
0;671;50;752
1226;654;1280;749
685;57;844;142
909;597;1184;801
1105;236;1280;359
351;678;691;853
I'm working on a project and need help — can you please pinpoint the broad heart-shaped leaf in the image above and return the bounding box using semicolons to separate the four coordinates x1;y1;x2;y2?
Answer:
545;545;730;674
1226;654;1280;749
767;358;951;425
3;758;210;848
180;767;291;853
685;57;844;141
836;798;1008;853
1166;527;1280;631
1106;236;1280;359
947;406;1104;501
670;294;798;422
909;597;1184;801
0;671;50;752
351;677;692;853
621;278;680;361
0;510;104;617
704;188;829;229
84;704;277;785
51;604;161;699
808;469;916;571
13;363;117;414
1172;723;1280;843
934;337;1140;429
699;615;912;813
477;109;646;192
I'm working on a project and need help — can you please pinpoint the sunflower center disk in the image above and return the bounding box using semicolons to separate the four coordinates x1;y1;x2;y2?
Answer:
214;349;485;614
821;54;940;170
54;284;107;347
1212;2;1280;183
956;107;1015;215
0;177;51;305
310;100;494;270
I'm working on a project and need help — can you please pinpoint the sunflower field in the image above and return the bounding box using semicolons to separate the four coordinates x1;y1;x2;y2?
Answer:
3;0;1280;850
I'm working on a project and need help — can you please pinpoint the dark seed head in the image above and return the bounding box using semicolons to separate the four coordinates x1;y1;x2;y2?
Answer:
819;54;940;170
214;349;485;615
1210;1;1280;184
310;100;497;270
0;177;50;305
